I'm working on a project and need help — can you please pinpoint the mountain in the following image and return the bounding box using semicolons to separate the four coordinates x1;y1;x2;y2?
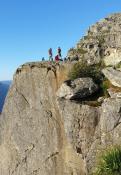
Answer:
0;81;11;112
68;13;121;66
1;13;121;175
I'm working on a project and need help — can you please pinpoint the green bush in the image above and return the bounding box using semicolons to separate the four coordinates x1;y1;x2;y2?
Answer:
68;61;110;98
94;146;121;175
68;62;103;83
100;79;110;97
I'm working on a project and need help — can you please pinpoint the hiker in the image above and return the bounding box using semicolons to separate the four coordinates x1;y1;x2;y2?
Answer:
48;48;53;61
58;47;62;58
68;57;70;61
42;57;45;61
55;55;59;61
64;57;67;62
55;55;63;62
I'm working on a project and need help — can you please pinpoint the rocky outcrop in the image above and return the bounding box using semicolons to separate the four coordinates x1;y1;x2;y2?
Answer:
108;88;121;98
0;62;86;175
1;60;121;175
56;78;98;100
103;49;121;66
68;13;121;66
102;67;121;87
2;13;121;175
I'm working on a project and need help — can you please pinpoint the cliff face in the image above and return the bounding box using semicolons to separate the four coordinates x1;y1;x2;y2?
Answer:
1;61;121;175
0;62;86;175
1;13;121;175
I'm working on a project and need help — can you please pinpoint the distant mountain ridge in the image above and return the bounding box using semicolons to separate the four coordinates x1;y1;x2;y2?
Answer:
0;81;11;112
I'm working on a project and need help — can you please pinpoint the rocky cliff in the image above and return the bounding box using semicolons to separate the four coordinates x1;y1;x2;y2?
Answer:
1;13;121;175
68;13;121;66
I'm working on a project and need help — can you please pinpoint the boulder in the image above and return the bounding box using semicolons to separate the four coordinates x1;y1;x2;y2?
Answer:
107;88;121;98
102;67;121;87
104;49;121;66
56;78;98;100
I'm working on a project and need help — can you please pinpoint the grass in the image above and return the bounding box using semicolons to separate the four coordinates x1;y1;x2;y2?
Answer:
93;146;121;175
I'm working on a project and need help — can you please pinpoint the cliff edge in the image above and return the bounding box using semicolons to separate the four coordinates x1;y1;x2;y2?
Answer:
1;13;121;175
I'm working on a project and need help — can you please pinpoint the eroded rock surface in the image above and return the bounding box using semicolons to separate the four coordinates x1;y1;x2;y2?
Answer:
102;67;121;87
56;78;98;100
0;62;86;175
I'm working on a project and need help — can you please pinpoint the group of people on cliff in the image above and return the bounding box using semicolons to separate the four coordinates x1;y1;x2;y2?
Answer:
48;47;63;62
41;47;79;62
42;47;70;62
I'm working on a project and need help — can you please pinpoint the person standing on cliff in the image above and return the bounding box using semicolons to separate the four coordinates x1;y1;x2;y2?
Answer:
48;48;53;61
58;47;62;58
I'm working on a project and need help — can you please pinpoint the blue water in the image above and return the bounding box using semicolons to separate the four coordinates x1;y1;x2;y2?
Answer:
0;81;11;112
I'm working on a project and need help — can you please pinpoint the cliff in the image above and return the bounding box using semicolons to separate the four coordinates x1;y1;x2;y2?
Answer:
1;13;121;175
68;13;121;66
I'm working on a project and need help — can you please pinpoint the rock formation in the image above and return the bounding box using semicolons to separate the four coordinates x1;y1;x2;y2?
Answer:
68;13;121;66
102;67;121;87
56;78;98;100
1;13;121;175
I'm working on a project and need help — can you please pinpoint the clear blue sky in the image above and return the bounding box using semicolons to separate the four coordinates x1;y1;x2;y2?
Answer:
0;0;121;80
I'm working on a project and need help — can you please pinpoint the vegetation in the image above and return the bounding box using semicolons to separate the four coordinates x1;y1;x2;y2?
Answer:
115;61;121;69
77;48;87;54
68;61;110;100
93;146;121;175
100;79;111;97
68;61;104;82
97;35;105;45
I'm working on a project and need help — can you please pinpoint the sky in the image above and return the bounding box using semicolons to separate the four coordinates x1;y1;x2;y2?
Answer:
0;0;121;80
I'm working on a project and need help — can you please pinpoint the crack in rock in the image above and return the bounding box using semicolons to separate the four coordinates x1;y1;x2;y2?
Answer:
11;144;35;175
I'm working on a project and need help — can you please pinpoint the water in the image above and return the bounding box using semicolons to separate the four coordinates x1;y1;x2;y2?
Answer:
0;81;11;113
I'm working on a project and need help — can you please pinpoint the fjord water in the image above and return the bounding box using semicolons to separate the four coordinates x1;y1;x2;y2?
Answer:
0;81;11;112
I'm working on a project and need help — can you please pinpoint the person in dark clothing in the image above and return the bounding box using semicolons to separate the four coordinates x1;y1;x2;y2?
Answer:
48;48;53;61
58;47;62;58
42;57;45;61
68;57;70;61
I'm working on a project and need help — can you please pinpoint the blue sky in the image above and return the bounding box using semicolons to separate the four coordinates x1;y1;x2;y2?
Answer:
0;0;121;80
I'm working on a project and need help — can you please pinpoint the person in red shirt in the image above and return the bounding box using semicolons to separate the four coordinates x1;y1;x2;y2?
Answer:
55;55;59;61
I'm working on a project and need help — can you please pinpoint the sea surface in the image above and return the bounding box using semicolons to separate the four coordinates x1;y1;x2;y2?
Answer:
0;81;11;113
